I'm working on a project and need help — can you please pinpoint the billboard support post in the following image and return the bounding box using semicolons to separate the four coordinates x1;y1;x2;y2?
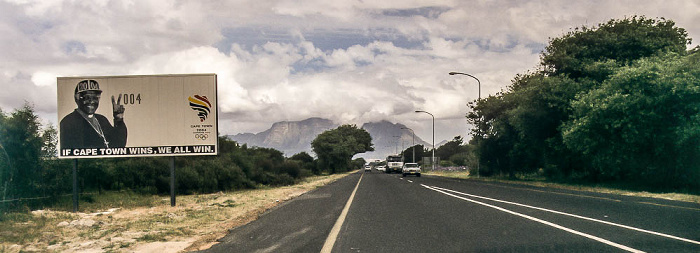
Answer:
170;157;176;207
72;159;78;213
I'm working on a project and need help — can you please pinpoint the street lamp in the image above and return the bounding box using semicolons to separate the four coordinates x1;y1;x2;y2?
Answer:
401;139;405;155
401;127;415;163
392;135;400;154
449;71;481;178
415;110;435;171
448;72;480;101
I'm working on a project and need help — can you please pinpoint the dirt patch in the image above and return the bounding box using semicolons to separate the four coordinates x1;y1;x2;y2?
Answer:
0;172;353;252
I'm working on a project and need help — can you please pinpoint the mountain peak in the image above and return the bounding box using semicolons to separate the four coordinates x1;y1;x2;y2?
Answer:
227;118;428;158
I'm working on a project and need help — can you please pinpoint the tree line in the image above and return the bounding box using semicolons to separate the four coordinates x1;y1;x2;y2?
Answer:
461;16;698;191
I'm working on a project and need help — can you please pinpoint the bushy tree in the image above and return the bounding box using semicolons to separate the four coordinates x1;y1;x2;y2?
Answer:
400;144;427;164
541;16;690;80
468;16;698;190
435;136;466;161
0;104;44;201
290;152;314;164
311;125;373;173
562;52;699;189
351;158;366;171
290;152;316;175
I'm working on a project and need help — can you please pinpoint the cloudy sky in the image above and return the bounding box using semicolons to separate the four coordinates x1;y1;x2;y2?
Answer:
1;0;698;144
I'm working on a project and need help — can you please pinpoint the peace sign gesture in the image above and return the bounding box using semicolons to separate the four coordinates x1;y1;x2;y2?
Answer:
112;95;125;121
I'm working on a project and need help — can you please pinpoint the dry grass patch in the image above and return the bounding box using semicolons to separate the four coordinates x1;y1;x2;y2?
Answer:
0;171;354;253
424;170;472;180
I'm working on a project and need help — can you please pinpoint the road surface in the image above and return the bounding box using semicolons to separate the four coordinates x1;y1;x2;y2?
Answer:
202;170;700;252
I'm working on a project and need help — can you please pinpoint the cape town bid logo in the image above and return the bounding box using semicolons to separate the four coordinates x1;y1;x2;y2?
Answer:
188;95;212;122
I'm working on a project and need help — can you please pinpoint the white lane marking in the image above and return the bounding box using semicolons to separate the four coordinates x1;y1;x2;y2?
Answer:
428;185;700;246
321;173;363;253
407;180;413;183
422;184;645;253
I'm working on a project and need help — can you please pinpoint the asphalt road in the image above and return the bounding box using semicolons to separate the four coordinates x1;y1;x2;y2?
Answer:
202;170;700;252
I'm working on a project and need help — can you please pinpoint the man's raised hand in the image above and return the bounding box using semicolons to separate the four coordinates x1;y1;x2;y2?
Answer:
112;95;125;121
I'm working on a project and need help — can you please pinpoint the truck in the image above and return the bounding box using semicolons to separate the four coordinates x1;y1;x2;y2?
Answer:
385;155;404;174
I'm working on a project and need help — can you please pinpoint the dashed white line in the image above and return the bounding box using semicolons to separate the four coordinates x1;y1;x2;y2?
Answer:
407;180;413;183
422;184;645;253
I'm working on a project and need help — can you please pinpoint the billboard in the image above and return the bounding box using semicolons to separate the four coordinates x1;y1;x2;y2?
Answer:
57;74;218;158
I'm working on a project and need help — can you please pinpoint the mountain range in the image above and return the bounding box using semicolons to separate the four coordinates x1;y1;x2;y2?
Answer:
226;118;431;159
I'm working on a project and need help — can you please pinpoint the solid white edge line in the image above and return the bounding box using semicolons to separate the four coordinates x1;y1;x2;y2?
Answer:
429;185;700;245
320;173;363;253
421;184;645;253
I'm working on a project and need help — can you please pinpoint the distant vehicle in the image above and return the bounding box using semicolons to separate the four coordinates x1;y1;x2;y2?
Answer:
364;165;372;172
402;163;421;177
376;165;386;172
385;155;403;173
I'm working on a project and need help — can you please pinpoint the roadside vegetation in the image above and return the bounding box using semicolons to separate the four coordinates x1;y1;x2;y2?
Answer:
401;16;699;194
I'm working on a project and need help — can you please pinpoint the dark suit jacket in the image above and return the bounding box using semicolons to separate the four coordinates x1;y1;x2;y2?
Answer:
60;110;127;149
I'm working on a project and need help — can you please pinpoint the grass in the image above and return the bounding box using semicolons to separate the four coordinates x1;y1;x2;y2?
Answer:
0;171;355;252
137;233;169;242
49;190;166;213
424;170;700;204
0;211;78;247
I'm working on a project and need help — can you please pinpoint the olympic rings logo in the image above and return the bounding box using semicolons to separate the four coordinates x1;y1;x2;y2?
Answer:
195;133;209;140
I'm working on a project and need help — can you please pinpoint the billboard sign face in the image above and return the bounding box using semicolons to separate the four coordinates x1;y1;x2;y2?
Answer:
57;74;218;158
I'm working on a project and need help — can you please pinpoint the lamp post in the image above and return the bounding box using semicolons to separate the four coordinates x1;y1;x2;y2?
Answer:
449;72;480;101
393;135;400;155
415;110;435;171
401;127;415;163
449;71;481;178
401;139;405;155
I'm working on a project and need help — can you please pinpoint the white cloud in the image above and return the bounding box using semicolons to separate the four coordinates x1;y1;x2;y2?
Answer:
31;71;56;87
4;0;64;17
129;46;254;114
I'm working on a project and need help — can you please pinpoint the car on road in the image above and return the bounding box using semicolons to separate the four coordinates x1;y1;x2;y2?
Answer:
364;165;372;172
376;165;386;172
402;163;421;177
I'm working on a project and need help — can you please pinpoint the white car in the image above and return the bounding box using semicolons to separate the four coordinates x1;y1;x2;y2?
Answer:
402;163;421;177
376;165;386;172
364;165;372;171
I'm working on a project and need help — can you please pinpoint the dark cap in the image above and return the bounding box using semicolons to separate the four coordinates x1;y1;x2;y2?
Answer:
74;80;102;94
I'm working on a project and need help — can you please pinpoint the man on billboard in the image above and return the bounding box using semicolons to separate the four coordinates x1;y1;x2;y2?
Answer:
60;80;127;149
